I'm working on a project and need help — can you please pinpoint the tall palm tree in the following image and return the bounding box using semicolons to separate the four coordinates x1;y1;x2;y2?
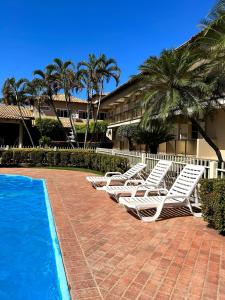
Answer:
77;54;100;147
91;54;120;140
137;48;224;162
51;58;79;147
199;0;225;56
26;78;45;138
33;65;73;147
2;77;35;147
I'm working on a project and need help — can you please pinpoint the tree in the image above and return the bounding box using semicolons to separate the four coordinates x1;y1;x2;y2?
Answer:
25;78;45;139
137;48;224;162
35;118;64;142
135;121;174;153
117;124;138;151
77;54;101;147
199;0;225;58
2;77;35;147
91;54;120;140
33;66;74;147
51;58;80;147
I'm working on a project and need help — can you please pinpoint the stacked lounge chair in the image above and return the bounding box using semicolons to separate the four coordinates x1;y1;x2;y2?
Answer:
119;164;205;222
103;160;172;200
86;162;146;190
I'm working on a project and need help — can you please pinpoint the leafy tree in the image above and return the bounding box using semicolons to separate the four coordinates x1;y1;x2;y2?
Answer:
135;121;174;153
117;124;138;151
136;48;224;162
35;118;64;141
2;77;34;147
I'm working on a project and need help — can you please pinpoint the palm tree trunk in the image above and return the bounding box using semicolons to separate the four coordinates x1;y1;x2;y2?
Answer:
91;80;104;144
190;117;223;162
65;94;79;148
17;104;35;147
48;95;74;148
84;91;92;148
37;99;44;139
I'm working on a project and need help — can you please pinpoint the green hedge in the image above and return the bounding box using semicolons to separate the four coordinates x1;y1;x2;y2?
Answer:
200;179;225;235
0;149;129;174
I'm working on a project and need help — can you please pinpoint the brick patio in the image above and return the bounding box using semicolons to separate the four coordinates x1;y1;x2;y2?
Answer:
1;168;224;300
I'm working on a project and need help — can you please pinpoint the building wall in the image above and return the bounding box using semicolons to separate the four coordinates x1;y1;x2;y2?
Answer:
33;100;88;119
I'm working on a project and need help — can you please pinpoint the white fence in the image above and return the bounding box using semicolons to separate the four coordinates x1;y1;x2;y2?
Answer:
96;148;225;179
1;145;225;179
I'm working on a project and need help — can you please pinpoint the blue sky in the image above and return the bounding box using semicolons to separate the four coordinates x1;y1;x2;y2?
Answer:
0;0;215;98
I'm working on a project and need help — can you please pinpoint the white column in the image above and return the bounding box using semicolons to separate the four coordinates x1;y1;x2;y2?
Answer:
19;122;23;148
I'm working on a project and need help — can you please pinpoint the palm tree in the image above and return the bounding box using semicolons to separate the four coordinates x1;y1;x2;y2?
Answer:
2;77;35;147
91;54;120;140
77;54;100;147
135;121;175;153
33;65;73;147
137;48;224;162
26;78;45;139
199;0;225;56
51;58;79;147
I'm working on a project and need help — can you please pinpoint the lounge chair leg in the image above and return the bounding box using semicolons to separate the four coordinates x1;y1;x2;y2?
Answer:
186;200;202;218
137;205;163;222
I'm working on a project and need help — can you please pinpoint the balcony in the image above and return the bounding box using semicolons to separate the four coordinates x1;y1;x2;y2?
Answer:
108;107;143;124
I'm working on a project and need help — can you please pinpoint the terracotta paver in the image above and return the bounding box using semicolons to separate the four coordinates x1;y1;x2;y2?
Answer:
0;168;224;300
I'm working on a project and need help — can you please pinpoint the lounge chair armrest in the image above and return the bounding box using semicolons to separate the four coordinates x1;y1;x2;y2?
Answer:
105;172;122;177
144;187;168;197
124;180;145;186
165;194;188;200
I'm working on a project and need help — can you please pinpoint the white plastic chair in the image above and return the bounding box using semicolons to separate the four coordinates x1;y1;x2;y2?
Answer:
104;160;172;200
86;163;146;190
119;164;205;222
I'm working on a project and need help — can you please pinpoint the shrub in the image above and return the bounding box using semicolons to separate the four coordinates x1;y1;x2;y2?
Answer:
29;150;46;165
200;179;225;235
46;151;60;166
0;149;129;174
35;118;65;140
1;150;13;165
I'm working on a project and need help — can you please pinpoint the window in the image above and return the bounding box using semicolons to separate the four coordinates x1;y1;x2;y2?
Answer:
78;110;93;119
56;109;69;118
191;122;199;139
99;112;107;120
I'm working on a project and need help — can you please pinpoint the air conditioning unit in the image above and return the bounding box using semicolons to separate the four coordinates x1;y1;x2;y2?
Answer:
72;113;79;120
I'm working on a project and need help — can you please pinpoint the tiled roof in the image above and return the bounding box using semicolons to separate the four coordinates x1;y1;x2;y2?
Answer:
0;105;33;120
52;94;85;103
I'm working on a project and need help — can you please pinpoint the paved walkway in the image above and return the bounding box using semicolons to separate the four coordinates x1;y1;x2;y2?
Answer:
0;168;224;300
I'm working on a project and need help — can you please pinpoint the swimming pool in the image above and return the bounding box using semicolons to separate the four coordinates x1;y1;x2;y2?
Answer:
0;174;70;300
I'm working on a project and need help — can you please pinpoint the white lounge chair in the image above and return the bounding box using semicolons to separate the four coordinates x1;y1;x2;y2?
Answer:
86;163;146;190
104;160;172;200
119;164;205;222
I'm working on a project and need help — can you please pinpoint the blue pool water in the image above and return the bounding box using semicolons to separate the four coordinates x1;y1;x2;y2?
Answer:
0;174;70;300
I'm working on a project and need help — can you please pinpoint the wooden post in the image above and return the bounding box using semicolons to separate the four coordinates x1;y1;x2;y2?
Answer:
209;161;218;179
19;122;23;148
141;152;146;164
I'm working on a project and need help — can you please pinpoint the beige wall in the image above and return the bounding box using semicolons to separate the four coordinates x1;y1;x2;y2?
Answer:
33;100;88;119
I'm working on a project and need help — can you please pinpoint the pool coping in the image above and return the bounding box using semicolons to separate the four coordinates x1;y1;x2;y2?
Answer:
43;179;71;300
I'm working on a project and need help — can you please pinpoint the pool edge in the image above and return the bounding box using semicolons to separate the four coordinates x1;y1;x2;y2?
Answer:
42;179;71;300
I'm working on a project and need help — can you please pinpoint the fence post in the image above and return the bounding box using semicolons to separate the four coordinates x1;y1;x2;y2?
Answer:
141;152;146;164
209;161;218;179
